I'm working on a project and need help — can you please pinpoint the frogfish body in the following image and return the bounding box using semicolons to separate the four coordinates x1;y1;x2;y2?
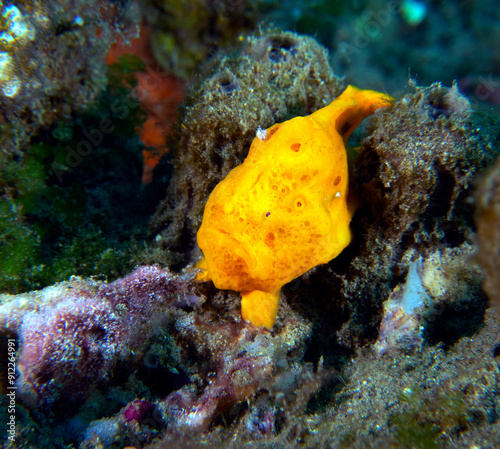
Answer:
196;85;392;328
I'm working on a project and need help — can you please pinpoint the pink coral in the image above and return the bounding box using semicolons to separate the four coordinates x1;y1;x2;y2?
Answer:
123;399;154;423
158;322;302;433
160;344;274;431
14;266;199;410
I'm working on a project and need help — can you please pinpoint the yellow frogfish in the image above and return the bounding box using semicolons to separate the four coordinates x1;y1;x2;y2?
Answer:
196;85;392;328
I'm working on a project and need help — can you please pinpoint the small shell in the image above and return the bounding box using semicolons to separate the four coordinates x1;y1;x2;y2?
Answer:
256;126;267;141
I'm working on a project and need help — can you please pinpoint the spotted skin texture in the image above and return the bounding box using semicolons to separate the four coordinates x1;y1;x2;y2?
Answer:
197;86;393;328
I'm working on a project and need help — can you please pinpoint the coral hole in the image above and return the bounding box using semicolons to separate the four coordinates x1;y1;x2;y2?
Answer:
267;35;298;62
217;72;239;94
422;86;470;120
290;143;301;152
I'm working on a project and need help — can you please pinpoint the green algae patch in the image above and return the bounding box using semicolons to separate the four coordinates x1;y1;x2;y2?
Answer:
0;58;160;294
389;387;470;449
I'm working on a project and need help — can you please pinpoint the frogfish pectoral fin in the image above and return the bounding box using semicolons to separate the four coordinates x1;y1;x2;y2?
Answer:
194;257;211;281
241;289;281;328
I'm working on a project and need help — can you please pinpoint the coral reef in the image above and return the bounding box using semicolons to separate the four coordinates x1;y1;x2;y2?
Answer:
75;307;500;449
1;263;322;447
475;150;500;308
2;2;500;446
79;307;323;448
0;265;199;413
375;244;486;353
3;76;500;447
158;319;312;433
148;29;345;269
0;0;134;155
0;2;157;295
0;51;166;294
142;0;261;79
333;82;499;345
105;24;185;183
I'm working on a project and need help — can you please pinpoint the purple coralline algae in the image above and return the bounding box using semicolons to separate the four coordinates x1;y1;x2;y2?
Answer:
159;325;276;432
123;398;155;423
0;265;199;411
78;307;316;447
149;316;320;444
